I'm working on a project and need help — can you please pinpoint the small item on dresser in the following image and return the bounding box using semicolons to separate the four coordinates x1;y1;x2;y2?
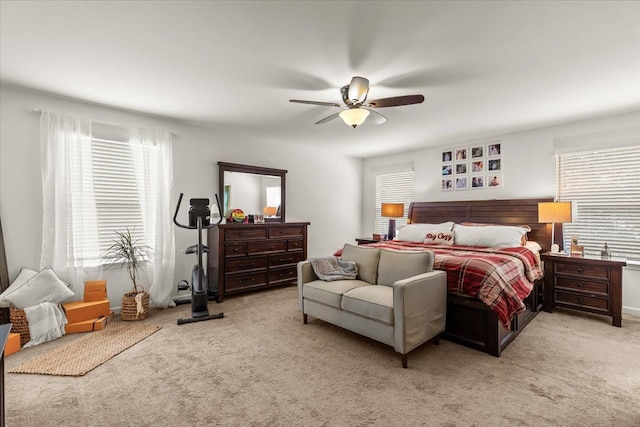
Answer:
601;243;611;258
570;244;584;257
372;234;382;241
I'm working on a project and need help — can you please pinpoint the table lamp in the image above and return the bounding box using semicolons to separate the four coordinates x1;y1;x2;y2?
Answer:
381;203;404;240
538;201;572;253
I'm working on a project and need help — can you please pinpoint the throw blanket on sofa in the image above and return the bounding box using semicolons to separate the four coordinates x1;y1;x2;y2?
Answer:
309;257;358;281
335;241;543;329
24;302;67;347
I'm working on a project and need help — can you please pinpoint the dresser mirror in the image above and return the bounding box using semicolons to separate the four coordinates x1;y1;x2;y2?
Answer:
218;162;287;223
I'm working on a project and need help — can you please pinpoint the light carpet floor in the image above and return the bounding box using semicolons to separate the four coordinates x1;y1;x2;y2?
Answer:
5;286;640;426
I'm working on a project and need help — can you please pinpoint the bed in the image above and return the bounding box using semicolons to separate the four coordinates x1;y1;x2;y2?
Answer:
369;197;553;357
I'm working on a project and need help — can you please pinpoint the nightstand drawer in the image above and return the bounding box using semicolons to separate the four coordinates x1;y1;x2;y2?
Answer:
555;262;609;280
556;291;609;311
556;277;609;295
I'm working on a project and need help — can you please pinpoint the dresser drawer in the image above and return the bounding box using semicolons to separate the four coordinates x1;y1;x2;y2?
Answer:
225;256;267;273
248;240;286;254
287;239;304;252
225;271;268;291
269;266;297;284
225;228;267;241
555;262;609;280
269;252;305;267
224;243;247;257
269;226;304;238
556;277;608;295
555;291;609;311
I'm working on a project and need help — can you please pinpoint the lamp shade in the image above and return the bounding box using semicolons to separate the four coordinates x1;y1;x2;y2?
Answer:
381;203;404;218
339;108;370;128
263;206;277;216
538;202;572;223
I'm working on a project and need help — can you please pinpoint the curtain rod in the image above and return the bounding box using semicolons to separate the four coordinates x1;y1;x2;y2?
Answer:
32;108;178;137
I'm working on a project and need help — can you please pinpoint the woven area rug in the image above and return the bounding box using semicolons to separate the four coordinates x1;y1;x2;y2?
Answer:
10;323;161;376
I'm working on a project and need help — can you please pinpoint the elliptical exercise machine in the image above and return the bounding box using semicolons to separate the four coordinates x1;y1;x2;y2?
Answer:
173;193;223;325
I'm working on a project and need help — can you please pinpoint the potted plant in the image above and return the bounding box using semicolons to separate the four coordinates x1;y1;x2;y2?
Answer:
104;227;153;321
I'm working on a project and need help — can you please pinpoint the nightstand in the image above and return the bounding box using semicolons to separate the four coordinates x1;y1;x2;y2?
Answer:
355;237;380;245
541;253;627;327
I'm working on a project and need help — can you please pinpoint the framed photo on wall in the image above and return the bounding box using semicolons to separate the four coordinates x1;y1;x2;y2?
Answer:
442;178;453;191
487;173;502;188
487;142;501;157
455;176;468;190
471;175;485;189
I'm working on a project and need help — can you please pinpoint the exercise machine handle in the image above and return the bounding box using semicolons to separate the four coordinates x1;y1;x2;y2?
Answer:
173;193;223;230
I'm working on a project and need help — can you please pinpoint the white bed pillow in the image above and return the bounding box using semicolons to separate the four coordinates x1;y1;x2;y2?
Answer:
453;224;528;248
1;266;75;309
525;241;543;252
395;222;455;242
0;267;38;308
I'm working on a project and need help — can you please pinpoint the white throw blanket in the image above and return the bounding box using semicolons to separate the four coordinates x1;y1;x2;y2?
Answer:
23;302;67;348
309;257;358;281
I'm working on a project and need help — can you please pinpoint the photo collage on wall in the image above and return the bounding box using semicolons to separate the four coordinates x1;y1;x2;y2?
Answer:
441;141;502;191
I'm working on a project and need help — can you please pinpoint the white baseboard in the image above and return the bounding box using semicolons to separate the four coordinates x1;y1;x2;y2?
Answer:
622;306;640;317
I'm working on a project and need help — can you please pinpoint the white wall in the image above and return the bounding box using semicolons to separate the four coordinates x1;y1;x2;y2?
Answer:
0;85;363;308
362;111;640;314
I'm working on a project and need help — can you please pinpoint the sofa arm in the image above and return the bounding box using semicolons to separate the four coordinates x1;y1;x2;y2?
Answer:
297;261;319;311
392;270;447;354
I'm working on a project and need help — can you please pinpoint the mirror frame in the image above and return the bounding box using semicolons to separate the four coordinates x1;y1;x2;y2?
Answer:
218;161;287;223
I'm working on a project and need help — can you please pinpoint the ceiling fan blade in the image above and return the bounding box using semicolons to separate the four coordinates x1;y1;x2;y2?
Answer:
290;99;342;108
315;112;341;125
366;109;387;125
366;94;425;108
348;76;369;104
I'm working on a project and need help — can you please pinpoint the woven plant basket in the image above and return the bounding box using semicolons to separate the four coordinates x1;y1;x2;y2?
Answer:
121;291;149;321
9;307;31;346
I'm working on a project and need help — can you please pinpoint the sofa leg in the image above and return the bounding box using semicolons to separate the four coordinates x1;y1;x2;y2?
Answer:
303;314;308;324
432;335;440;345
401;354;408;369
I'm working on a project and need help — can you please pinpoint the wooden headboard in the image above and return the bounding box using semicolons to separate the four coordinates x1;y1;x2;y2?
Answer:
408;197;554;251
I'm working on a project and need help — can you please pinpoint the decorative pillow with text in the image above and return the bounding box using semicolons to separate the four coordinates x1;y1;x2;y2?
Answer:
424;231;455;245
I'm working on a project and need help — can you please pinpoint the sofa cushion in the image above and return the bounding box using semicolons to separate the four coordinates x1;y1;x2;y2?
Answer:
303;279;370;308
340;244;381;284
342;285;394;325
376;249;434;287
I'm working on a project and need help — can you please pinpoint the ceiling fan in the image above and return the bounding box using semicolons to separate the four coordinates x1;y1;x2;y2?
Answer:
290;76;425;128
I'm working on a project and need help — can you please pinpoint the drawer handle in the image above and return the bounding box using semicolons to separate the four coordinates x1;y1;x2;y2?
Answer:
239;278;254;284
262;246;276;250
577;297;583;303
280;257;294;262
238;263;254;268
577;267;584;273
577;282;584;287
279;272;292;277
233;248;240;253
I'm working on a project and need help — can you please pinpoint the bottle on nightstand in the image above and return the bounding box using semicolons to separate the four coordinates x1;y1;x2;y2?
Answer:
601;243;611;258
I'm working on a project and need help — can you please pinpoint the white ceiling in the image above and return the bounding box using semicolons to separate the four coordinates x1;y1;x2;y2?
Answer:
1;1;639;158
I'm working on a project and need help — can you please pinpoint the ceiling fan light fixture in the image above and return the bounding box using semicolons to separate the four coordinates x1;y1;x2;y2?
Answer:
339;108;370;128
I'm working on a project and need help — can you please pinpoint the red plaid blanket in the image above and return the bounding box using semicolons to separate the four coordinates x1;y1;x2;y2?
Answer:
342;241;543;329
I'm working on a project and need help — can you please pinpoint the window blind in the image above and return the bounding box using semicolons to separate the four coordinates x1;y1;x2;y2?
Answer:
374;171;414;235
90;137;148;261
557;145;640;260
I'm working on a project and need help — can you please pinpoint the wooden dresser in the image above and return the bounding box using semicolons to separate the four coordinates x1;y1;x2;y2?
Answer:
208;222;309;302
541;253;626;326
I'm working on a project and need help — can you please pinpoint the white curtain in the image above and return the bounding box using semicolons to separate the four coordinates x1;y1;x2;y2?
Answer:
40;112;99;295
129;127;176;308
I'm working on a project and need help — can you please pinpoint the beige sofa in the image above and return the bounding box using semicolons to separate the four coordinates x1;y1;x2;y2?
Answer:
297;244;447;368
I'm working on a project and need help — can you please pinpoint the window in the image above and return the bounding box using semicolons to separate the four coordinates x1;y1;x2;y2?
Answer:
557;145;640;260
374;170;414;235
89;137;151;264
